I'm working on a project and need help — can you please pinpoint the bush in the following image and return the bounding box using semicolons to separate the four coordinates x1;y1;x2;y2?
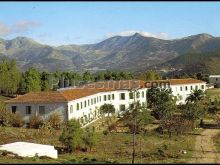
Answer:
59;119;83;152
29;115;44;129
10;112;25;127
0;108;12;126
47;112;63;129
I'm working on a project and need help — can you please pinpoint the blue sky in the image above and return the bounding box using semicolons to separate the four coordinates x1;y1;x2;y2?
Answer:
0;2;220;46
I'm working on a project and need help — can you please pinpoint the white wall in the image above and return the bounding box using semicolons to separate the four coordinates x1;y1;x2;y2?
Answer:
67;88;148;123
7;103;67;122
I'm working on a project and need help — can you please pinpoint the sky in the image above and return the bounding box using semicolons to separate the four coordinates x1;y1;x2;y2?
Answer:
0;2;220;46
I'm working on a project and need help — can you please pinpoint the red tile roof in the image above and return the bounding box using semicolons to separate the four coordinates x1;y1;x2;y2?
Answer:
5;79;206;103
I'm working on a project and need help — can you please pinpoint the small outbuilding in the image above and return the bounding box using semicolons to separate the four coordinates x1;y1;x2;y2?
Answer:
0;142;58;159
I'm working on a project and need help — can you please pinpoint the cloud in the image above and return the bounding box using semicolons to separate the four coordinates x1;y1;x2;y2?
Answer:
12;20;40;33
0;20;40;37
105;30;170;40
0;22;11;36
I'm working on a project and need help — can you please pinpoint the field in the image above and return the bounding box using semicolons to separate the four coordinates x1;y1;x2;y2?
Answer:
206;88;220;100
0;121;202;164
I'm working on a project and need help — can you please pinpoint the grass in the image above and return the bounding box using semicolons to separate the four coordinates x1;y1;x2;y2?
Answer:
206;88;220;100
0;123;199;164
213;131;220;153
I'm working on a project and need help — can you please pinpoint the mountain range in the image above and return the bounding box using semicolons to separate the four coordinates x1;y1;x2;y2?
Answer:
0;33;220;74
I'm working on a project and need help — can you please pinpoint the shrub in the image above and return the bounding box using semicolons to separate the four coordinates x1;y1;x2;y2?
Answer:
0;108;12;126
59;119;83;152
47;112;63;129
83;127;98;152
29;115;44;129
10;112;25;127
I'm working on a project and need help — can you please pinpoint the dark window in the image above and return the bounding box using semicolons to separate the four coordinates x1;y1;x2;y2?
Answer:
12;106;17;114
39;106;45;115
94;98;96;104
142;91;144;98
180;87;183;91
136;92;140;98
88;100;90;106
84;101;87;107
190;86;193;90
99;96;101;102
104;95;107;101
97;96;99;103
195;85;198;90
216;78;218;81
26;106;31;115
91;99;93;105
81;102;83;109
129;92;134;99
108;94;111;100
112;94;114;100
129;103;134;109
120;104;126;111
120;93;125;100
77;103;79;110
185;86;188;91
201;85;204;89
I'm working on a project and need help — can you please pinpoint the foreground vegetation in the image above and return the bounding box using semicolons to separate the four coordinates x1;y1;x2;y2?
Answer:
0;124;201;164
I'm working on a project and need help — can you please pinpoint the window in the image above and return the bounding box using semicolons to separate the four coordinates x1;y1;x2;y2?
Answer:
97;96;99;103
108;94;111;100
88;100;90;106
81;102;83;109
12;106;17;114
142;91;144;98
120;93;125;100
120;104;126;111
91;99;93;105
94;98;96;104
185;86;188;91
26;106;31;115
39;106;45;115
216;78;218;81
99;96;101;102
129;92;134;99
190;86;193;90
84;101;86;108
104;95;107;101
129;103;134;109
112;94;114;100
180;87;183;91
77;103;79;110
195;85;198;90
201;85;204;89
136;92;140;99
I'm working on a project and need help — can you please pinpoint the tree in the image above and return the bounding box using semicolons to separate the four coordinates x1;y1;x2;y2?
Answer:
83;71;94;83
100;104;116;127
59;119;83;152
182;101;207;130
0;60;21;95
147;87;173;109
23;67;41;92
41;71;51;91
138;70;161;81
186;89;205;103
83;126;98;152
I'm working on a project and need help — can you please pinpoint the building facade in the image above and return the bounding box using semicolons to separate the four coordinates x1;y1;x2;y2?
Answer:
5;79;206;126
209;75;220;86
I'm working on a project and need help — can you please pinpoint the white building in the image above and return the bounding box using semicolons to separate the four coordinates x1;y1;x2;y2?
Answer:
5;79;206;126
209;75;220;85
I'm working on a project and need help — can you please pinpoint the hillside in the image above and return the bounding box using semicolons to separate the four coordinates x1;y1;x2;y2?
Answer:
0;33;220;72
159;50;220;75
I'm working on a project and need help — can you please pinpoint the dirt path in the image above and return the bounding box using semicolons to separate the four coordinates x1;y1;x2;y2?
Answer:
189;129;220;163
